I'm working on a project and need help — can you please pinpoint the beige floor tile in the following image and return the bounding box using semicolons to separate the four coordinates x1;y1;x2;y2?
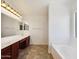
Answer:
18;45;53;59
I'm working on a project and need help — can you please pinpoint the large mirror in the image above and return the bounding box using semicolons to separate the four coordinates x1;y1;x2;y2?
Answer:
1;13;21;37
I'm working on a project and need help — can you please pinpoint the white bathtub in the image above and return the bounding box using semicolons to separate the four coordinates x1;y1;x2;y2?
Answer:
51;44;77;59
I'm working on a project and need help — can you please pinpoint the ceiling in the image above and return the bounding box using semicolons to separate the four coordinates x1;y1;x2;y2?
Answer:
3;0;76;17
4;0;52;17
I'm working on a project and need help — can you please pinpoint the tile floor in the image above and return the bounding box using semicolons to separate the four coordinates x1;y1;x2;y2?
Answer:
18;45;53;59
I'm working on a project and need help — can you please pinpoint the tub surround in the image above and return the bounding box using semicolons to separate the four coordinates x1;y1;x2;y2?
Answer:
48;1;77;59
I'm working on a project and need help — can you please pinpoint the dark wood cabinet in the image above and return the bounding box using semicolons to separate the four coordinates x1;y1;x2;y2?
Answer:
1;42;19;59
26;36;30;47
19;38;26;49
1;46;11;55
19;36;30;49
1;36;30;59
1;46;12;59
11;42;19;59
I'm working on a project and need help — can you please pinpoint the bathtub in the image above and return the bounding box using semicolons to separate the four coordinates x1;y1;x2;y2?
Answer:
51;44;77;59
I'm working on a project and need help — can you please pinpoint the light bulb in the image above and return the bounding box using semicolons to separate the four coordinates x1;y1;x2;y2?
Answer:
10;9;14;12
6;6;11;10
1;3;6;7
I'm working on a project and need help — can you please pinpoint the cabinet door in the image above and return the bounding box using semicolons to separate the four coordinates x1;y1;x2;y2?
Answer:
1;46;12;59
1;46;11;55
11;42;19;59
26;36;30;47
19;38;26;49
19;36;30;49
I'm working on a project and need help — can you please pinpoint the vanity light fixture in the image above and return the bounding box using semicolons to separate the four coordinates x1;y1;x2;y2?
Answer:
1;1;21;17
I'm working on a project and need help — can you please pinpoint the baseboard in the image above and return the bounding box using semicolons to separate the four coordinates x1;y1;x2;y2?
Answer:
30;43;48;46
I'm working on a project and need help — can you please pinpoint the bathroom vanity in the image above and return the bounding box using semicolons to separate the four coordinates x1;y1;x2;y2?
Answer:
1;36;30;59
1;3;30;59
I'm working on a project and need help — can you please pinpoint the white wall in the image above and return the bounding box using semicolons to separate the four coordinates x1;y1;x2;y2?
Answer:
24;16;48;45
22;0;49;45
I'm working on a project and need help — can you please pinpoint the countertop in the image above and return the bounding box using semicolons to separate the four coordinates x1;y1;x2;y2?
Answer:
1;33;30;49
